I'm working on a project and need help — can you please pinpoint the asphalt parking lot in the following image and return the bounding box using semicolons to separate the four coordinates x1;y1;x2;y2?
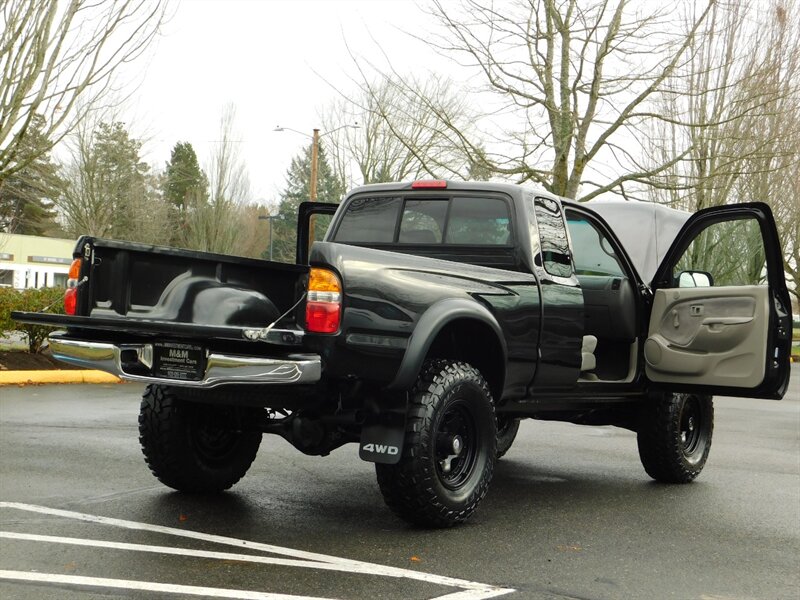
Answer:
1;370;798;600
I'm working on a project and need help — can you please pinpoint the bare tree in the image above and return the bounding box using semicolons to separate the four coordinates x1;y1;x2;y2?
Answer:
744;146;800;304
322;75;476;187
645;0;800;302
180;105;250;255
364;0;714;200
731;3;799;307
234;202;271;259
58;115;171;244
57;117;115;237
646;1;799;208
0;0;168;182
735;4;800;303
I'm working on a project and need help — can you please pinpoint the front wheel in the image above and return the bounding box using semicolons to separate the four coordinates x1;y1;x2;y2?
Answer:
138;385;262;492
375;360;497;528
496;417;520;459
637;392;713;483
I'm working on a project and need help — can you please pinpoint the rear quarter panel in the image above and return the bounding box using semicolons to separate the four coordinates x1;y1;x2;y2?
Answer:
306;242;542;398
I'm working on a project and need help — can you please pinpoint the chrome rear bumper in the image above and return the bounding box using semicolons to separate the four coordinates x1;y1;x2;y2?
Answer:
49;336;321;388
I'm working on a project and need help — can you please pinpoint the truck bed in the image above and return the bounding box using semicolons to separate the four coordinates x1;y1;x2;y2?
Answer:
12;237;318;387
14;236;309;345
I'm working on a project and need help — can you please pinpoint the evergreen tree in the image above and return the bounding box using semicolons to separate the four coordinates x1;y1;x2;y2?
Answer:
272;143;345;262
162;141;209;247
163;142;208;211
94;122;149;223
0;114;61;235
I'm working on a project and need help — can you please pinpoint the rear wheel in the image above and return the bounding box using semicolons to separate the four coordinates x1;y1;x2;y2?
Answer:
138;385;262;492
637;392;713;483
375;360;496;528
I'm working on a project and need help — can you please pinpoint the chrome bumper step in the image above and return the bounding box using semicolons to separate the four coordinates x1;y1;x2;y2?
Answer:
49;336;321;388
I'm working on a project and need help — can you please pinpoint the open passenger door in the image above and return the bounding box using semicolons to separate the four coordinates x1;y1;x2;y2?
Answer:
645;202;792;399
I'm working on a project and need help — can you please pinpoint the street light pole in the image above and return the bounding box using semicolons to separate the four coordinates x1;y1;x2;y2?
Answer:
258;214;280;261
310;128;320;201
269;218;274;261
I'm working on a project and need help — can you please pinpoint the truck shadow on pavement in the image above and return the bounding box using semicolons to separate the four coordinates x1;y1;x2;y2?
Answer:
122;454;717;539
484;457;716;532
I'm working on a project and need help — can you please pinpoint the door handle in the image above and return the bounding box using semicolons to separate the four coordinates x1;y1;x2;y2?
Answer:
702;316;753;327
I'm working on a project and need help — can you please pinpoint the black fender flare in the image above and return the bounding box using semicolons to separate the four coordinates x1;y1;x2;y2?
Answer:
388;297;508;392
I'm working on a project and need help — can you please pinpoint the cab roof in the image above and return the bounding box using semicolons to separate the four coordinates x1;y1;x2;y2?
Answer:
584;200;690;283
342;180;691;283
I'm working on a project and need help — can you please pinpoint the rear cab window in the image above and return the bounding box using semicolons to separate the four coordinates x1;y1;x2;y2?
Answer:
446;197;511;245
332;194;514;248
399;200;447;243
334;197;402;243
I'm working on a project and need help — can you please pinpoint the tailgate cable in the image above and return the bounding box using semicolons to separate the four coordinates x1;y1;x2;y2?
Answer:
243;293;308;342
37;277;89;313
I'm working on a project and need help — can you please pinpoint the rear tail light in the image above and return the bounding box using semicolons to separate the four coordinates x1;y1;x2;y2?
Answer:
64;288;77;315
306;268;341;333
64;258;82;315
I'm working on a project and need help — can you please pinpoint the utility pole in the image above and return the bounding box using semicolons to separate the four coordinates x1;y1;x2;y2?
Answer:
308;128;320;250
273;123;358;261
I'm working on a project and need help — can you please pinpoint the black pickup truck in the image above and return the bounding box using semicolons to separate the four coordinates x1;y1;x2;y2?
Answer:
14;181;792;527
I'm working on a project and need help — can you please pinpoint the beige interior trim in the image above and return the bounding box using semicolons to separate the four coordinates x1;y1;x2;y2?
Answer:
645;285;768;388
578;340;638;384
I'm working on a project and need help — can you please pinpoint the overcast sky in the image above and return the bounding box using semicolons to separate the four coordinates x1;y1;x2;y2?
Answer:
126;0;449;206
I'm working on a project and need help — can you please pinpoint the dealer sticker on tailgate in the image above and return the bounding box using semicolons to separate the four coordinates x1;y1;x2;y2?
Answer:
153;342;206;381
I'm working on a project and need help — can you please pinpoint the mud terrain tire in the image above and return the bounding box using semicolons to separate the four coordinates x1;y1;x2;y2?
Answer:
138;385;262;492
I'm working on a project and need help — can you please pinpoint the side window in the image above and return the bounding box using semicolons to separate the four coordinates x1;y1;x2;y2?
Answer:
532;197;573;278
398;200;447;244
566;214;625;277
445;197;511;245
334;197;402;243
672;217;766;287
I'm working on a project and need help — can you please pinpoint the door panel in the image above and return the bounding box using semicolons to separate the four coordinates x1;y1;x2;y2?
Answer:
647;202;792;399
645;286;768;387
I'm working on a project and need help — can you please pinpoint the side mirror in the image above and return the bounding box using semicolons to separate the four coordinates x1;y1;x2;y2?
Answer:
677;270;714;288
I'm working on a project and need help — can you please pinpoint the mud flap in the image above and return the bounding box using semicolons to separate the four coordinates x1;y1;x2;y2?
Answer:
358;393;407;465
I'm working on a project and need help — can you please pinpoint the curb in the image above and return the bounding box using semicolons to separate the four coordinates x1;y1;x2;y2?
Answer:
0;370;121;386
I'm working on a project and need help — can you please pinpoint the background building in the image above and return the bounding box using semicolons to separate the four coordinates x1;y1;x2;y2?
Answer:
0;234;75;289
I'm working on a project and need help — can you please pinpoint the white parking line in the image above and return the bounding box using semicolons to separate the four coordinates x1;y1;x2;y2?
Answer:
0;502;515;600
0;571;334;600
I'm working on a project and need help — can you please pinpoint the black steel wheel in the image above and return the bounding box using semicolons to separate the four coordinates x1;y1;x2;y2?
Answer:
435;400;479;489
496;416;520;459
375;360;496;528
637;392;714;483
138;385;262;492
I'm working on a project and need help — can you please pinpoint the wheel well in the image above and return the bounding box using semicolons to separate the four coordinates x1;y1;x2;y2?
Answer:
426;318;505;400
